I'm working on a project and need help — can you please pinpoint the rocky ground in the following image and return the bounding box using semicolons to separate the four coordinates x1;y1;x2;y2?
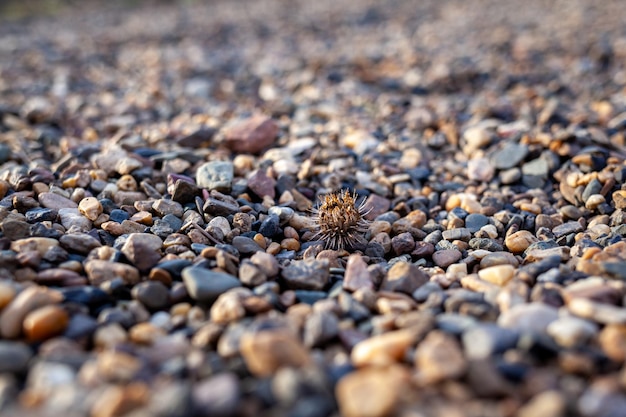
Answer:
1;0;626;416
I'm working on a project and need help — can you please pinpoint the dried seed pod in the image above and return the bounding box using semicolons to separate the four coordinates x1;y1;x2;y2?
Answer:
311;190;370;250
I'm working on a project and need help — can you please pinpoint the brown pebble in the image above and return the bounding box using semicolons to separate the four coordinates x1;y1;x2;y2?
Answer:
23;304;69;342
478;264;515;286
224;115;278;154
414;330;467;384
240;330;312;377
351;328;416;367
505;230;537;253
91;382;149;417
336;365;411;417
0;286;63;339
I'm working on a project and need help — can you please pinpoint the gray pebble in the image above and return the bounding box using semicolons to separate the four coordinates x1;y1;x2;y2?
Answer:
182;267;241;304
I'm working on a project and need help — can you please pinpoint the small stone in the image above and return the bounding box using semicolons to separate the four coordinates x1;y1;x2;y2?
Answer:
223;115;279;154
599;324;626;362
91;382;149;417
210;287;251;324
59;233;102;254
415;330;466;384
239;260;267;286
585;194;606;210
498;302;559;334
492;143;529;169
23;304;69;342
131;281;170;311
462;323;518;359
463;125;492;153
478;264;515;286
38;192;78;209
85;260;140;286
432;249;462;269
442;228;471;241
517;391;566;417
547;316;598;348
59;208;92;231
258;215;280;238
192;373;240;416
78;197;103;221
282;258;330;291
468;157;494;181
465;213;490;233
232;236;263;254
0;219;30;240
343;254;373;292
552;221;583;238
362;194;391;221
182;267;241;304
0;341;32;373
240;330;312;377
196;161;234;191
613;190;626;209
93;323;128;349
250;251;279;277
391;232;415;255
479;251;519;268
351;328;416;367
522;157;549;177
381;261;428;294
303;310;339;347
505;230;537;253
247;169;276;199
0;282;16;310
152;199;184;217
336;365;411;417
0;286;63;339
568;298;626;324
121;233;163;271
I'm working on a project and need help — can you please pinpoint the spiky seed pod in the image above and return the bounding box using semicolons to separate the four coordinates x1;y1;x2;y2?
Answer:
311;189;370;250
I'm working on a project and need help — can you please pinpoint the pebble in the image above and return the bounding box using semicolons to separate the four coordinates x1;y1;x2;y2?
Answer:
0;286;63;339
343;253;374;291
59;208;92;231
132;281;170;311
498;302;559;334
240;330;312;377
210;287;251;324
196;161;234;191
505;230;537;253
78;197;102;221
182;267;241;304
336;365;411;417
38;192;78;209
351;328;416;367
281;258;330;291
414;330;467;384
303;310;339;347
478;264;515;286
192;372;240;416
224;115;279;154
248;169;276;199
492;143;529;169
546;316;598;348
462;323;518;359
23;304;69;342
0;341;33;373
121;233;163;270
432;248;462;268
381;261;428;294
84;260;141;286
59;232;101;254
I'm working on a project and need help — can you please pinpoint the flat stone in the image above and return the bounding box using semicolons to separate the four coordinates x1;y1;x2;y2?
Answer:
303;310;339;348
567;298;626;324
432;249;463;268
505;230;537;253
391;232;415;255
522;157;549;177
121;233;163;271
232;236;263;254
196;160;234;192
381;261;428;294
362;194;391;221
131;281;170;311
38;192;78;209
182;266;241;304
59;233;102;254
210;287;251;324
492;143;529;169
223;115;279;154
281;258;330;291
0;219;30;240
240;330;312;377
250;251;279;277
598;324;626;362
152;199;183;217
552;221;583;238
613;190;626;209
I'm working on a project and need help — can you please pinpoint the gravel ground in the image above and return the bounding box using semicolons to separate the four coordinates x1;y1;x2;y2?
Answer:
2;0;626;416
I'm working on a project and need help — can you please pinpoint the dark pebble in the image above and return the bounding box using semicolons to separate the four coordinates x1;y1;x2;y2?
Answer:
0;341;33;373
469;238;503;251
259;215;280;238
132;281;171;310
25;208;57;223
465;213;489;233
